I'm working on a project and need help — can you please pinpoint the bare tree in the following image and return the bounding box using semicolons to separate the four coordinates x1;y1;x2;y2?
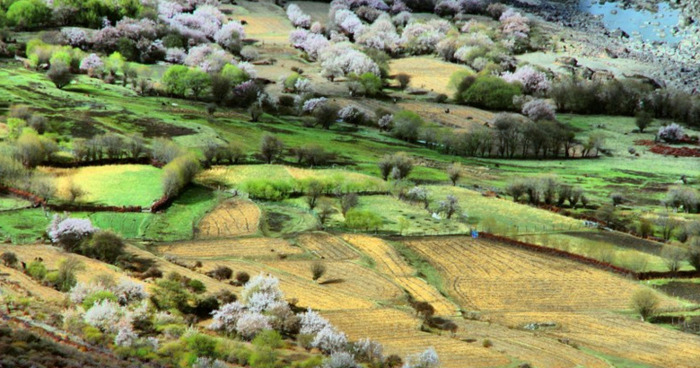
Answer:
661;246;685;273
446;163;462;186
306;180;323;210
260;135;285;164
438;195;460;219
340;193;359;216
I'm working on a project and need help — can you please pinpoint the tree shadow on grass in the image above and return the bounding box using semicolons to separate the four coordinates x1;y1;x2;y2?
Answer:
318;278;344;285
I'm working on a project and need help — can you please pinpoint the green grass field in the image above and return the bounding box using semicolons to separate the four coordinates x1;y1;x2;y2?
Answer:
40;165;163;207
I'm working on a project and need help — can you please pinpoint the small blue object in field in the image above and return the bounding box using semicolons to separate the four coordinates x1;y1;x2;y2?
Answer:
471;230;478;238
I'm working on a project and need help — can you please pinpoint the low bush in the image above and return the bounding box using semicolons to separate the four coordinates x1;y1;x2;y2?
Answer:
458;75;522;110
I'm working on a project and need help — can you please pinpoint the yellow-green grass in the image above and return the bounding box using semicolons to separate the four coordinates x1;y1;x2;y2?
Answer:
0;196;31;210
389;56;473;95
197;165;389;193
39;165;163;207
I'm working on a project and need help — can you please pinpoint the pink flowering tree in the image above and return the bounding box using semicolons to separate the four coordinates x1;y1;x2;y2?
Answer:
287;4;311;28
500;8;530;39
501;65;550;94
48;215;97;252
522;98;556;121
215;21;246;52
658;123;685;143
79;54;104;77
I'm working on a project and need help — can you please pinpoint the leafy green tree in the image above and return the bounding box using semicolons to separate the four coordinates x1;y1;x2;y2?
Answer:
221;64;250;85
186;68;211;100
162;65;189;96
6;0;51;29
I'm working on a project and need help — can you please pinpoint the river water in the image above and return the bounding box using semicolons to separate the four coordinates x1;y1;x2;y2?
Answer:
577;0;684;43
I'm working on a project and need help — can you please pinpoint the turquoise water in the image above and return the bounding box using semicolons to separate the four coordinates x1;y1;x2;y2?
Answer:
578;0;683;43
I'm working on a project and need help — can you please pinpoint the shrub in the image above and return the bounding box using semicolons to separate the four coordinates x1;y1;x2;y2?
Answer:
47;61;74;89
188;279;206;293
657;123;685;143
1;252;18;267
661;246;685;272
345;209;382;231
310;261;326;281
236;271;250;285
80;230;125;264
208;266;233;281
26;260;47;280
391;111;424;142
55;258;84;292
82;290;119;310
631;289;660;321
635;111;653;133
459;75;522;110
185;333;218;358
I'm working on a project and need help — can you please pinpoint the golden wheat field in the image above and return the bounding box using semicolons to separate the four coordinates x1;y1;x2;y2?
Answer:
389;56;473;95
197;199;260;239
232;1;295;44
325;308;511;368
397;101;494;130
265;260;404;303
494;311;700;368
402;236;676;312
295;232;360;260
451;318;609;368
200;259;376;311
341;234;458;316
158;237;303;259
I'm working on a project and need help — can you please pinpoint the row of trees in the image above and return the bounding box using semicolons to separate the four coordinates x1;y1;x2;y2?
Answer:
507;176;588;208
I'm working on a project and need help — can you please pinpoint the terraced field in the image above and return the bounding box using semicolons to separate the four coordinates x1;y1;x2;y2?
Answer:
341;234;458;316
158;237;303;259
200;259;377;311
399;236;699;368
325;308;511;368
495;311;700;368
402;236;673;312
266;260;404;303
197;199;260;238
296;232;360;260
